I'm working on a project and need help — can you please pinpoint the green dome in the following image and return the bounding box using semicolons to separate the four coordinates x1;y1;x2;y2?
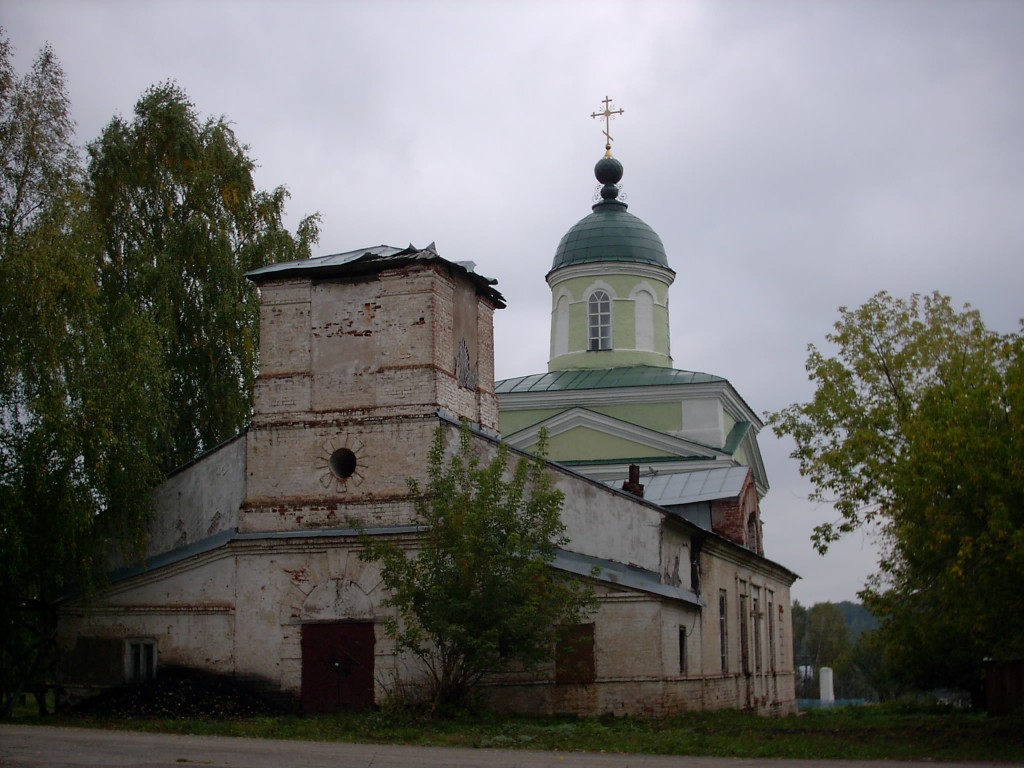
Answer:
550;200;669;272
550;155;669;273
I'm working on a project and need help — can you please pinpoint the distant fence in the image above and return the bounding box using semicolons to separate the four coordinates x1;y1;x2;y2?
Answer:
797;698;867;710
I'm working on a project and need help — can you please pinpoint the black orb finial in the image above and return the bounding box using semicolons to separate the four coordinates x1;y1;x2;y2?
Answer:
595;156;623;185
594;156;624;204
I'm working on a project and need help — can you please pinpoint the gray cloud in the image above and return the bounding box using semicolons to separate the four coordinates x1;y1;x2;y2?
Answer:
6;0;1023;604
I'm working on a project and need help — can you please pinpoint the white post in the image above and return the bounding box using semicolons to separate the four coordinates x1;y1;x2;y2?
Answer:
820;666;835;703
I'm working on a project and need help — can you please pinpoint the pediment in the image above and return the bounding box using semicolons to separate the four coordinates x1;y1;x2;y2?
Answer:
504;407;727;463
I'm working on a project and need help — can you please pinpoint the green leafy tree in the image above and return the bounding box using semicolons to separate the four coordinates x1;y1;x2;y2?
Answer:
768;291;1024;699
791;600;808;661
0;31;164;717
790;600;813;698
806;602;850;670
87;82;320;470
793;601;852;698
833;600;878;641
358;425;594;715
834;629;901;702
1;35;318;715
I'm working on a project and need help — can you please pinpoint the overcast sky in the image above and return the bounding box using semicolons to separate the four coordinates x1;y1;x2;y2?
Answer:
6;0;1023;606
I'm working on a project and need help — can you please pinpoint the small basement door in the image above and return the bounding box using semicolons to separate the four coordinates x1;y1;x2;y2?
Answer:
300;622;375;712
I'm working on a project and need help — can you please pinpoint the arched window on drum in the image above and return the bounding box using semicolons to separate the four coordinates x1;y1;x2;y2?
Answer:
553;294;569;357
588;290;611;351
634;289;655;351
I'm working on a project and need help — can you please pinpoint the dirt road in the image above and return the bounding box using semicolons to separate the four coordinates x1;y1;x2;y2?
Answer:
0;725;1008;768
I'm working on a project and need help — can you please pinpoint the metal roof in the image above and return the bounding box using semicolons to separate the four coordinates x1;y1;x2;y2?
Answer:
607;466;750;507
550;202;670;272
553;548;702;606
495;365;725;394
723;420;752;455
97;525;701;607
246;243;505;308
94;525;427;589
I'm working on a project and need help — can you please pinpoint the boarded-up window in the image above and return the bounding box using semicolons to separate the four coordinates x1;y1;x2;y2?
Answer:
553;294;569;357
678;626;687;675
690;538;703;593
753;594;763;673
740;592;751;675
718;590;729;672
556;623;595;684
634;289;654;351
453;279;480;390
778;605;787;669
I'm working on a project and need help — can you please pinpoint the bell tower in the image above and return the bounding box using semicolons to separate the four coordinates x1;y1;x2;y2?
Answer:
240;245;504;532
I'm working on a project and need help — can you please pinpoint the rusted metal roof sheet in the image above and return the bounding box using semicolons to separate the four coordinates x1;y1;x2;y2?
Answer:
247;243;505;308
553;548;702;606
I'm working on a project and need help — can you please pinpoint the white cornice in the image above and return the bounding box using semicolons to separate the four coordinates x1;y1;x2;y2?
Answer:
738;429;769;496
547;262;676;287
498;380;763;429
569;458;737;481
702;537;799;584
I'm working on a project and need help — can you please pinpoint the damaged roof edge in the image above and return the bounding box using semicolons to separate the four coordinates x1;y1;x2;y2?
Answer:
246;243;506;308
554;549;703;607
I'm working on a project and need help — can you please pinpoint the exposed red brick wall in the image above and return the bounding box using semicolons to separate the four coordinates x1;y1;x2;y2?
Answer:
710;469;764;555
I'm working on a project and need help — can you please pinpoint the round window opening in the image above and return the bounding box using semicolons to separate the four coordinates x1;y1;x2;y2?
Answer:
329;448;357;479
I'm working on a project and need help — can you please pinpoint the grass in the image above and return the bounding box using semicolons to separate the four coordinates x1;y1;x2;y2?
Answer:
8;703;1024;762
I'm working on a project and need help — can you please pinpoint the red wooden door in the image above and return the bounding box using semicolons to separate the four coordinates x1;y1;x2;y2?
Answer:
301;622;375;712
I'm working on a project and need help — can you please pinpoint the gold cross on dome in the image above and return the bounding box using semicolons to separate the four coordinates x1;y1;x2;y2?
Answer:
591;96;624;155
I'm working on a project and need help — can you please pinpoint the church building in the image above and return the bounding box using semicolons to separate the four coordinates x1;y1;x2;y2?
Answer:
498;103;769;556
58;103;798;717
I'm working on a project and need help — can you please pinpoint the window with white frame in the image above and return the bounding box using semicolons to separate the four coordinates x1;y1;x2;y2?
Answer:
126;639;157;683
588;290;611;351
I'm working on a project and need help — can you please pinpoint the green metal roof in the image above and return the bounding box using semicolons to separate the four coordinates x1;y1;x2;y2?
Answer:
558;455;706;467
723;420;753;455
495;365;725;394
550;201;669;272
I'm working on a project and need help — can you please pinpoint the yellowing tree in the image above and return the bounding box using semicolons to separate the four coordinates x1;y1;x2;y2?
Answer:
769;292;1024;700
